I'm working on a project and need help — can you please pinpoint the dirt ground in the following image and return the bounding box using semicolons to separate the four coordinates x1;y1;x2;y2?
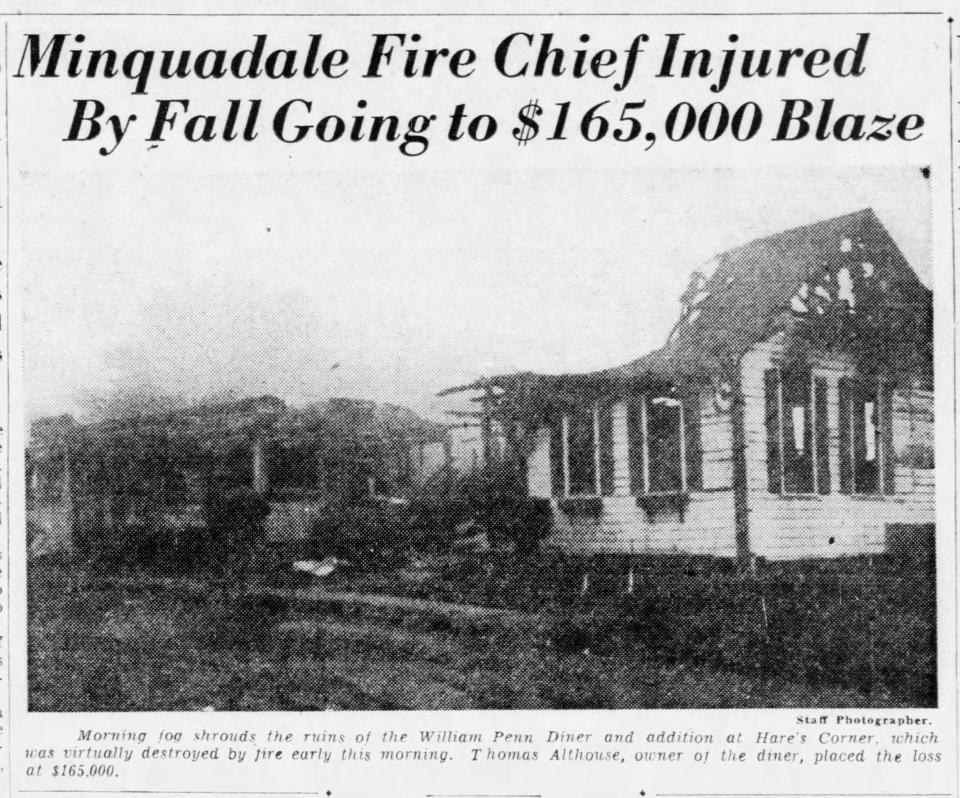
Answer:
27;554;922;711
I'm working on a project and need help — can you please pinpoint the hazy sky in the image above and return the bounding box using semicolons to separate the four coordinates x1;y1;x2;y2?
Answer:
21;166;931;421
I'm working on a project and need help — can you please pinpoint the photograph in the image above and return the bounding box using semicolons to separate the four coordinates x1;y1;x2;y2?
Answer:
25;167;935;711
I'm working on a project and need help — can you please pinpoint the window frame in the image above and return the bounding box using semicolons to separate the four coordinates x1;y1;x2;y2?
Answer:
842;378;890;496
633;394;688;496
771;369;822;496
561;403;602;497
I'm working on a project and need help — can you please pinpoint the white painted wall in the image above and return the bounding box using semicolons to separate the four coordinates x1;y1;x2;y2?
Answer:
528;398;738;556
741;335;934;560
524;336;934;560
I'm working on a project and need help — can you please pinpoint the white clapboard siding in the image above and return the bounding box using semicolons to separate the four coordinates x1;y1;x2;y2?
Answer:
547;493;737;557
529;398;737;556
700;387;733;490
740;336;934;561
612;401;631;495
524;336;932;560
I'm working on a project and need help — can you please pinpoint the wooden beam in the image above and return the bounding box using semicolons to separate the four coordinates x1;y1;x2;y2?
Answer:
730;372;752;573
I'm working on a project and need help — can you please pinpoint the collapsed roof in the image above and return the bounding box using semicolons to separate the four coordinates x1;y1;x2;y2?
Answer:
29;394;448;453
443;208;933;400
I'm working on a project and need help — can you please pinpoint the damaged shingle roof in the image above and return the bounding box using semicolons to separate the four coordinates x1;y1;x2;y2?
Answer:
447;208;932;396
608;207;931;381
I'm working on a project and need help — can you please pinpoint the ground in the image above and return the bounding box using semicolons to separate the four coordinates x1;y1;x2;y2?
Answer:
28;547;936;711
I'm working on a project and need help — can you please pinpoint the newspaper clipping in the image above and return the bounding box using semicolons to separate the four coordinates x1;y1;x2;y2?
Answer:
2;2;957;798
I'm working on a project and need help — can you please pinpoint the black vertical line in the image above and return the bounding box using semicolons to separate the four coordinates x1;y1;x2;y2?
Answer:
731;372;750;571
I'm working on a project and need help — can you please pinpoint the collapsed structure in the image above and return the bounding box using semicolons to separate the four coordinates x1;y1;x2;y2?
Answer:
446;209;934;562
26;395;448;554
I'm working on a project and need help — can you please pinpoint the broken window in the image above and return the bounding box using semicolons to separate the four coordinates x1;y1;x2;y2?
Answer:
627;391;702;495
547;403;615;497
781;372;815;494
648;398;683;493
839;379;895;495
765;369;830;495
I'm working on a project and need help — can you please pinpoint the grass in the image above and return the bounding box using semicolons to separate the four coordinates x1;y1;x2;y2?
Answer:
28;548;936;711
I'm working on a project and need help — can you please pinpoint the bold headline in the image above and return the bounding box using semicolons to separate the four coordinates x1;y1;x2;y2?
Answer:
14;31;926;156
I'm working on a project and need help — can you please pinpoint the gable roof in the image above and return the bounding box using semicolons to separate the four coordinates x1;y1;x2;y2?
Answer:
444;208;932;399
607;207;931;382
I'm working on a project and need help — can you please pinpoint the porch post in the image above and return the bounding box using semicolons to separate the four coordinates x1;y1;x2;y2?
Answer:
730;372;752;572
561;415;571;496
